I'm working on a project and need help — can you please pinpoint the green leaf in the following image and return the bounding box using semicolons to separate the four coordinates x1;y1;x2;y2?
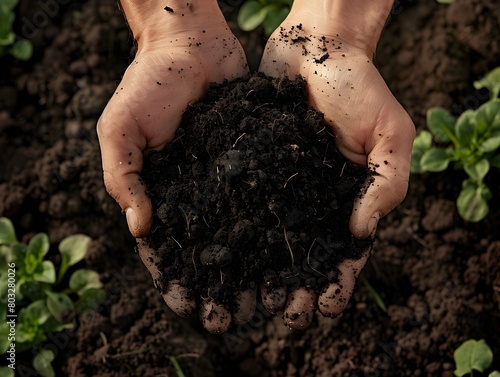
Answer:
33;260;56;283
33;349;56;377
436;0;454;4
46;291;74;324
420;148;454;172
0;367;14;377
411;131;433;173
474;67;500;100
426;107;456;142
26;233;50;275
169;356;187;377
262;5;290;35
454;339;494;376
75;287;106;313
0;0;19;13
476;100;500;134
360;276;387;312
457;181;491;223
9;39;32;60
464;159;489;181
455;110;476;146
58;234;91;282
0;217;17;245
488;371;500;377
238;1;268;31
69;269;102;296
480;135;500;153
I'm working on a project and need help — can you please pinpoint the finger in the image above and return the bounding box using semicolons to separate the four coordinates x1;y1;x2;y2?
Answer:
199;299;232;334
349;113;416;239
136;239;196;317
233;287;257;325
318;251;370;318
283;287;317;329
260;277;287;314
97;104;152;238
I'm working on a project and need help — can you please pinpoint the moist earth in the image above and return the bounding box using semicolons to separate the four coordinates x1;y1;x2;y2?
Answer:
0;0;499;376
142;74;372;309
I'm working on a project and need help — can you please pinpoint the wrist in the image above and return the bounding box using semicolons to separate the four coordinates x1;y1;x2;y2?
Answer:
120;0;227;52
288;0;393;57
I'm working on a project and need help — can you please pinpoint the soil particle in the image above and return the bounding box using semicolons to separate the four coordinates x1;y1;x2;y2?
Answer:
142;73;373;309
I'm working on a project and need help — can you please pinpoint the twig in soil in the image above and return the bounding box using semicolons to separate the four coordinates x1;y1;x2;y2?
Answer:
339;162;346;177
202;215;211;228
284;172;299;188
252;102;273;113
170;237;183;249
231;133;246;149
178;205;191;238
220;269;224;284
283;228;295;267
306;239;326;277
191;247;198;275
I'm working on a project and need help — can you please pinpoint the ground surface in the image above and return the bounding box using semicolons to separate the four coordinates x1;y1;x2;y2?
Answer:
0;0;499;376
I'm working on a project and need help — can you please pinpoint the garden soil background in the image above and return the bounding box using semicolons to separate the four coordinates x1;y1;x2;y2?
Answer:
1;0;499;376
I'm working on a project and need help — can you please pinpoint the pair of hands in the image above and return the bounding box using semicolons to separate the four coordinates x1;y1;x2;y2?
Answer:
97;0;415;333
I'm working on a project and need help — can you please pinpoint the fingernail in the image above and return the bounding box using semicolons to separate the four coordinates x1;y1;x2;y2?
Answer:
125;207;138;234
368;212;380;236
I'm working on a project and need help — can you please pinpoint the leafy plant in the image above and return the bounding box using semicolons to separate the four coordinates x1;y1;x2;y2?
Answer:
453;339;499;377
411;67;500;222
0;0;33;60
237;0;293;36
0;217;104;376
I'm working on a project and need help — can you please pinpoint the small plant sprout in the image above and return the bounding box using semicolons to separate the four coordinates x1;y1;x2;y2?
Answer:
411;66;500;222
0;217;104;377
237;0;293;36
0;0;33;60
453;339;499;377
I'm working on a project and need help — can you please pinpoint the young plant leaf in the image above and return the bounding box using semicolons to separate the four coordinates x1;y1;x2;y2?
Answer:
262;5;289;35
169;356;187;377
426;107;456;142
75;287;107;313
453;339;494;376
238;1;268;31
69;269;102;296
9;39;32;60
457;181;491;223
33;260;56;284
420;147;454;172
46;291;74;324
455;110;476;146
411;130;433;173
490;154;500;168
0;217;17;244
463;159;489;181
489;371;500;377
0;322;10;354
26;233;50;274
0;367;14;377
58;234;91;282
474;67;500;100
33;349;56;377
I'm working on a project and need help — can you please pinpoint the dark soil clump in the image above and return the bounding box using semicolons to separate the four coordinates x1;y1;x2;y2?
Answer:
142;73;373;309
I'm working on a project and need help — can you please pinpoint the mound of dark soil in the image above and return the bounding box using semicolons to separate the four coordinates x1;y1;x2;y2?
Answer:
142;74;373;308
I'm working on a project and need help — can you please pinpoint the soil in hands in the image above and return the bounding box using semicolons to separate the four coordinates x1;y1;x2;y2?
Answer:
142;73;374;312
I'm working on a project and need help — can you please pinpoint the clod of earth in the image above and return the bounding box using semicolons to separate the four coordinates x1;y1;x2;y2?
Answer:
142;73;374;313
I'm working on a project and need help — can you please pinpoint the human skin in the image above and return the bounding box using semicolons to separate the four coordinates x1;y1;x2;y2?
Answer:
259;0;416;328
97;0;415;332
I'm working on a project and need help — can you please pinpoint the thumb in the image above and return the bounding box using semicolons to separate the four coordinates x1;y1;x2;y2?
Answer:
97;108;152;238
349;120;415;239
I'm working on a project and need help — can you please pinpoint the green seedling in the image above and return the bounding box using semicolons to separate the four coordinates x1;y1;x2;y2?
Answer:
360;275;387;313
411;67;500;222
169;356;187;377
0;217;104;377
436;0;454;4
453;339;499;377
0;0;33;60
237;0;293;35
